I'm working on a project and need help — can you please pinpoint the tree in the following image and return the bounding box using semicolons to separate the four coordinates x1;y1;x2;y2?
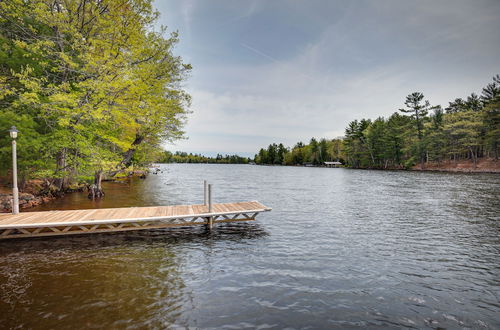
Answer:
465;93;482;112
443;111;483;168
318;138;328;164
482;98;500;160
481;74;500;105
289;143;304;165
385;112;411;167
277;143;287;165
329;138;343;163
365;117;388;168
256;148;268;164
446;98;467;113
344;119;372;167
308;138;318;164
399;92;437;168
425;107;446;163
0;0;191;198
267;144;277;164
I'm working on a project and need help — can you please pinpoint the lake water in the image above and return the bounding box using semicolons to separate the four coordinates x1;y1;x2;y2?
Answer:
1;164;499;329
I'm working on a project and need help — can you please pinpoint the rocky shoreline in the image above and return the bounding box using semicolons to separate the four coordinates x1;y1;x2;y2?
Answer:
0;169;150;213
0;193;56;212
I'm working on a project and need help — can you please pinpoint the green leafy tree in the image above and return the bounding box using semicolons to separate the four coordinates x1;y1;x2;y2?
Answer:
0;0;191;197
329;138;344;163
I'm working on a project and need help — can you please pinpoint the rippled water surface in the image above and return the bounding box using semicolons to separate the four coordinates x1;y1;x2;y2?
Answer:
1;165;499;329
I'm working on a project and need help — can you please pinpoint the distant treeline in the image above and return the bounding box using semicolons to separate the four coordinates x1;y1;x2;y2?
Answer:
255;75;499;169
255;140;343;166
159;151;251;164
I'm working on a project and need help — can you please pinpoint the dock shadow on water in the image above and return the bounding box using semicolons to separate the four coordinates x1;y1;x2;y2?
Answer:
0;222;268;329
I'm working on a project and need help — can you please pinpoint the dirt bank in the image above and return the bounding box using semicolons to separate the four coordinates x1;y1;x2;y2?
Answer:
412;158;499;173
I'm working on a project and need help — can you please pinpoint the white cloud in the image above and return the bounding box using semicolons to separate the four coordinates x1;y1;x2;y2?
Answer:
161;0;500;155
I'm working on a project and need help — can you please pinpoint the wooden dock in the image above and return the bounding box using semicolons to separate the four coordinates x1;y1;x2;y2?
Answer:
0;201;271;239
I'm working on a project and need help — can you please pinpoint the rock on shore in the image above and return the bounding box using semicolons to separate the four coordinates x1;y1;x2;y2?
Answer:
0;193;54;213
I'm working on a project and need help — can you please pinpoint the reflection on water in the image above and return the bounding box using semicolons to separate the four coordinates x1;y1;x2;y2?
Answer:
0;222;268;329
1;238;188;328
1;164;499;328
26;178;153;211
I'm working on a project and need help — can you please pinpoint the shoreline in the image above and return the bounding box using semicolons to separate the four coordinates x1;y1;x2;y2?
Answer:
250;166;500;174
0;170;149;213
1;162;498;213
253;158;500;174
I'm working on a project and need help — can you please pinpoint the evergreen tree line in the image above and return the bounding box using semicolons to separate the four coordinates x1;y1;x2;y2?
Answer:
255;75;499;169
159;151;250;164
255;140;344;166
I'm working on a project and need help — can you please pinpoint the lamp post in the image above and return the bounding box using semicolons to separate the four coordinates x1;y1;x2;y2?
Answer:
9;126;19;214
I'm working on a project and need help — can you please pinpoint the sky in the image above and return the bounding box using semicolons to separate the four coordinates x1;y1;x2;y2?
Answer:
154;0;500;157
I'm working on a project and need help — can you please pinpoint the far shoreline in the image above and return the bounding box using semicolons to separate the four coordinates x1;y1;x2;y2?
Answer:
164;157;500;173
1;161;498;213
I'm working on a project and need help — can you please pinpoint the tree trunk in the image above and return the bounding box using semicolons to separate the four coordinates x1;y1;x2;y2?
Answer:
108;134;145;177
20;175;26;192
54;149;68;192
88;170;105;199
470;147;477;169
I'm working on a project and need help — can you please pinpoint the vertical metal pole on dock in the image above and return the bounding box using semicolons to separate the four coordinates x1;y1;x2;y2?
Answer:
208;184;213;213
9;126;19;215
207;184;213;229
12;139;19;214
204;180;208;206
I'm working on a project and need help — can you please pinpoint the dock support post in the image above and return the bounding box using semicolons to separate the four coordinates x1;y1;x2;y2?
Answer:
203;180;208;206
207;184;213;229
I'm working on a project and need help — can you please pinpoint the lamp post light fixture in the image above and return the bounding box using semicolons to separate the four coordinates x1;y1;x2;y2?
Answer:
8;126;19;214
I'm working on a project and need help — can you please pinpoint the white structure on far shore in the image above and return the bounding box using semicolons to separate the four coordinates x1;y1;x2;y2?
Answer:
324;161;342;168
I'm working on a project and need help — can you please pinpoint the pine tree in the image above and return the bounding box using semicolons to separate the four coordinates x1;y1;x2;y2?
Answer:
399;92;437;169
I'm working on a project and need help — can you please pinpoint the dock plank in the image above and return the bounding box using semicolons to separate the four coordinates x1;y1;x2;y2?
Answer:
0;201;271;239
0;202;269;227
